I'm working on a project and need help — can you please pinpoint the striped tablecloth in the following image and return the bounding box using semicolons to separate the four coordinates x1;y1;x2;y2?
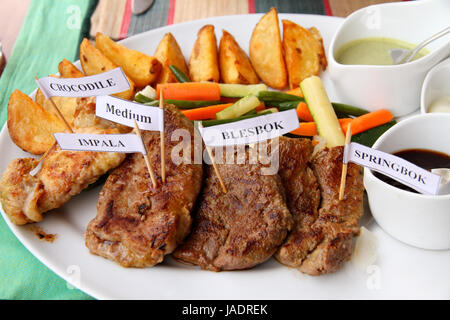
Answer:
90;0;404;40
0;0;405;300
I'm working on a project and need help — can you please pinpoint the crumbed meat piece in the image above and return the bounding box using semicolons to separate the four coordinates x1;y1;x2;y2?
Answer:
0;126;126;225
85;104;203;268
173;148;293;271
274;137;321;267
299;146;364;275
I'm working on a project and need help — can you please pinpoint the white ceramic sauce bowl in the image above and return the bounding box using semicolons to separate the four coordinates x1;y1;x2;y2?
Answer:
420;57;450;113
328;0;450;117
364;113;450;250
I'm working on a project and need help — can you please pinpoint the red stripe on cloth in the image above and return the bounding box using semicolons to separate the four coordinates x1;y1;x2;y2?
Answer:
248;0;255;13
167;0;176;25
119;0;133;39
323;0;333;16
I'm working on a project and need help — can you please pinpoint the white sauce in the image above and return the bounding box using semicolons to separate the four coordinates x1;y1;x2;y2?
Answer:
428;96;450;113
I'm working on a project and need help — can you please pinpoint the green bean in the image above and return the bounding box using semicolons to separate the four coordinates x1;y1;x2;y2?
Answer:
169;65;191;82
331;102;369;117
264;100;299;110
201;111;272;127
134;93;153;104
263;100;369;117
258;91;304;102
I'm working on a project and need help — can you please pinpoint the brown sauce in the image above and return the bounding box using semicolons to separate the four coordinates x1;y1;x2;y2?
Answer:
27;225;57;243
374;149;450;193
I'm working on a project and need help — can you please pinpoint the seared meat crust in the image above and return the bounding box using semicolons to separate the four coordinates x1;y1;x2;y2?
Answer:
0;127;126;225
274;137;321;267
85;104;203;267
173;148;293;271
273;139;364;275
299;146;364;275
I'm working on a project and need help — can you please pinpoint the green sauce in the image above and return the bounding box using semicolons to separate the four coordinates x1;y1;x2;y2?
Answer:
335;37;429;65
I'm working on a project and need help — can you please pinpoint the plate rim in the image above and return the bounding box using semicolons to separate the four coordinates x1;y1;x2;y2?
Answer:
0;13;345;300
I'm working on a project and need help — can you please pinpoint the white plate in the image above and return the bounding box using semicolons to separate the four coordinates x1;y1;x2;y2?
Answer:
1;14;449;300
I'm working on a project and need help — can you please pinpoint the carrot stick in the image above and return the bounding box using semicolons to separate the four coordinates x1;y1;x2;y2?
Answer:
296;102;314;121
156;82;221;101
286;87;303;97
290;118;353;136
182;103;233;120
338;118;353;132
342;109;394;135
255;102;266;112
290;122;318;136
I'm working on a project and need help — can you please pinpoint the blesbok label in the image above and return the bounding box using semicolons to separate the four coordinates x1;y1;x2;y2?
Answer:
95;95;164;131
344;142;441;195
54;133;147;154
198;109;299;147
36;68;130;98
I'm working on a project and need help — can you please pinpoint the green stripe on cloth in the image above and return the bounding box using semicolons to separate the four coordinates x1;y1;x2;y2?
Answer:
254;0;326;14
0;0;97;127
0;0;97;300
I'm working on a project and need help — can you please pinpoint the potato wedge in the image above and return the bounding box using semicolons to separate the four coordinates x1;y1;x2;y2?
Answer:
41;97;78;128
282;20;327;89
7;90;66;155
309;27;328;70
79;38;135;100
58;59;85;78
188;25;220;82
249;8;287;89
35;74;58;107
154;33;189;84
95;33;161;87
35;88;46;106
35;69;79;126
219;30;259;84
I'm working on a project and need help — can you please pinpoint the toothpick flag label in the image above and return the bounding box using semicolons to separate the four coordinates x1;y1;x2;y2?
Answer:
96;95;164;131
343;142;441;195
36;68;130;98
54;133;147;155
198;109;299;147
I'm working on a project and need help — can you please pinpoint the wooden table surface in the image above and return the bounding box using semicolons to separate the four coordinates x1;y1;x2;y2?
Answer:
0;0;402;62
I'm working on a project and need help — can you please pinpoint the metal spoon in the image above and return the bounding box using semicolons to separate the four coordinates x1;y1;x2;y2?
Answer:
132;0;154;15
431;168;450;195
390;26;450;65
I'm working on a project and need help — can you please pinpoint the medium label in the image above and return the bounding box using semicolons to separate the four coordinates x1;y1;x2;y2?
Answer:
36;68;130;98
54;133;147;154
344;142;441;195
95;95;164;131
199;109;299;147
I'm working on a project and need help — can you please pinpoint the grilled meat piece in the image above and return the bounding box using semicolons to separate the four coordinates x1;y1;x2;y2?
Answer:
0;126;126;225
173;148;293;271
85;104;203;268
274;137;321;267
273;139;363;275
299;146;364;275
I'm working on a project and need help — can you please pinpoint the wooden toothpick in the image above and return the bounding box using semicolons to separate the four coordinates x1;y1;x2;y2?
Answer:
34;76;73;133
33;76;74;172
133;120;158;189
198;122;227;193
339;124;352;201
159;92;166;183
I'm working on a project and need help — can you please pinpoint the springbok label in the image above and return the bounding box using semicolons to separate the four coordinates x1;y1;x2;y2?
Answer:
344;142;441;195
198;109;299;147
54;133;147;154
95;95;164;131
36;68;130;98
